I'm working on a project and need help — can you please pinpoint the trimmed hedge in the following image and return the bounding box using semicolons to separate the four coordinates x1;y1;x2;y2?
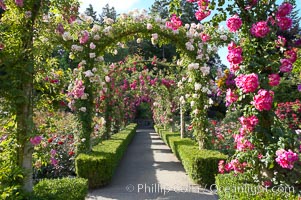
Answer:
75;123;137;188
215;173;298;200
154;125;227;186
33;177;88;200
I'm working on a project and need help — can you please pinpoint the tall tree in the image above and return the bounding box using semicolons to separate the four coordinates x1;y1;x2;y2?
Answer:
99;4;116;24
150;0;198;24
85;4;99;22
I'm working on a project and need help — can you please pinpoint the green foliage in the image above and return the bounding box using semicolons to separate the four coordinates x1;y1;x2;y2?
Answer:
75;124;137;188
33;177;88;200
156;127;227;186
215;173;298;200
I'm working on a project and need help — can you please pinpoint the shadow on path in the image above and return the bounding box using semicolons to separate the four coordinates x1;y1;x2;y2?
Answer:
86;129;218;200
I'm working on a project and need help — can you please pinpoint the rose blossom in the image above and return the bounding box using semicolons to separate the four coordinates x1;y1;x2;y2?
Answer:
226;88;238;106
30;136;42;146
251;21;270;38
239;115;259;132
276;2;293;17
252;89;274;111
268;74;280;86
277;16;292;30
195;9;211;21
235;73;259;93
0;0;6;10
226;15;242;32
285;49;297;63
15;0;23;7
279;58;293;73
79;30;89;44
275;149;298;170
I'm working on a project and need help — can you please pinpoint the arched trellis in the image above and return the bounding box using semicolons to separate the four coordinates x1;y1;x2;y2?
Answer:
62;10;230;152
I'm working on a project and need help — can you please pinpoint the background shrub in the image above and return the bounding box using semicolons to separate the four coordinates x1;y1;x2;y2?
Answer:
215;173;298;200
33;177;88;200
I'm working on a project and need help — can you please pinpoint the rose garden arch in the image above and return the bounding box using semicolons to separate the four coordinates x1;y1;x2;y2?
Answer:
63;10;229;153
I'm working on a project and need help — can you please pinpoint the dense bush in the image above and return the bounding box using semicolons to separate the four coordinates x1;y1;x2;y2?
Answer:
33;111;80;180
75;123;137;188
215;173;298;200
155;126;227;186
33;177;88;200
275;99;301;130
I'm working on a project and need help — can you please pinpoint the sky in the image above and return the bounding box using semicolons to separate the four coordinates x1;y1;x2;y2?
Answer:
79;0;156;14
79;0;301;67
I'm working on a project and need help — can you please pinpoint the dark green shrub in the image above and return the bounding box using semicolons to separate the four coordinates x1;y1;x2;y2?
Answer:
33;177;88;200
215;173;298;200
178;145;227;186
75;123;137;188
156;127;227;186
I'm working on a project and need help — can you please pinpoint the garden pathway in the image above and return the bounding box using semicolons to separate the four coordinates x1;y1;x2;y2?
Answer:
86;129;218;200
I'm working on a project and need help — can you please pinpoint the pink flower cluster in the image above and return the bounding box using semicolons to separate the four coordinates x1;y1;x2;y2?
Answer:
200;32;210;42
239;115;258;132
279;49;297;73
70;80;85;99
218;159;247;174
268;74;280;86
190;0;211;21
252;89;274;111
235;73;259;93
30;136;42;146
225;88;238;106
166;14;182;30
275;149;298;170
276;2;293;31
234;134;254;151
0;0;6;10
227;42;243;66
161;79;175;88
226;15;242;32
280;58;293;73
251;21;270;38
79;30;89;44
15;0;23;7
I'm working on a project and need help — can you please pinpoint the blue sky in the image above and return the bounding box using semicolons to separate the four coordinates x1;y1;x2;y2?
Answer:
79;0;156;14
80;0;300;67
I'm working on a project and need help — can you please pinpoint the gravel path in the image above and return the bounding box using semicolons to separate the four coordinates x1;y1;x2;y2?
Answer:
86;129;218;200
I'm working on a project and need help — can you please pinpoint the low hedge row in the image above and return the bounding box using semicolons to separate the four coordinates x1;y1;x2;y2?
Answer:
154;125;227;186
75;123;137;188
33;177;88;200
215;173;298;200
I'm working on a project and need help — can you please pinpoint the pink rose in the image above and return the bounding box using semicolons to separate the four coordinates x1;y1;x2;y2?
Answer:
200;33;210;42
195;9;211;21
251;21;270;38
15;0;23;7
30;136;42;146
242;73;259;93
277;17;292;30
235;73;259;93
252;89;274;111
276;2;293;17
239;115;259;132
268;74;280;86
275;149;298;169
79;30;89;44
226;88;238;106
226;15;242;32
285;49;297;63
280;58;293;73
0;0;7;10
